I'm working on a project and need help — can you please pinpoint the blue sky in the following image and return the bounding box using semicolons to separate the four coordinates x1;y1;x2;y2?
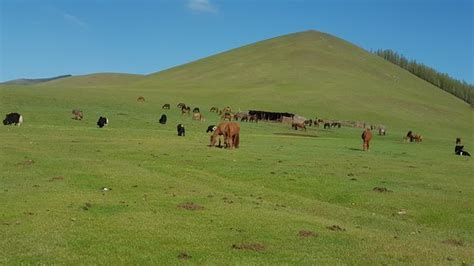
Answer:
1;0;473;83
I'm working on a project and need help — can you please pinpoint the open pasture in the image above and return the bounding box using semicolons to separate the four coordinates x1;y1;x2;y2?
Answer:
1;86;473;264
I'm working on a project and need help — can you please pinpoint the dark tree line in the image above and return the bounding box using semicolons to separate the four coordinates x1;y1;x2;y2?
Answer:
373;49;473;105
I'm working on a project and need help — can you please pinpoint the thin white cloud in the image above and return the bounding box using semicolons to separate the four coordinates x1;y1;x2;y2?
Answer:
187;0;218;13
63;12;88;28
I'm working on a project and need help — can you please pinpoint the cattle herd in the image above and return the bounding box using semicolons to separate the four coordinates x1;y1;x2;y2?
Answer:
2;99;470;156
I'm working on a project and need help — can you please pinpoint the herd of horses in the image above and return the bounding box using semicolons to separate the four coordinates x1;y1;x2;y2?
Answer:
4;96;468;155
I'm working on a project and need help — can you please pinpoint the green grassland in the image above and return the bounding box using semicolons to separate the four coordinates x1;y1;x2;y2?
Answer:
1;30;473;264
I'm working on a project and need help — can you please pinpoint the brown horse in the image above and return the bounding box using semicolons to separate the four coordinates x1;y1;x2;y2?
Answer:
72;109;83;120
292;122;307;131
137;96;145;102
210;122;228;148
405;131;423;142
181;106;191;116
361;128;372;151
192;112;204;121
225;122;240;149
222;112;233;121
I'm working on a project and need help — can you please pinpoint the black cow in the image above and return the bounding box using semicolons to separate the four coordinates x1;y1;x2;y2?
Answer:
193;107;200;113
159;114;167;124
206;125;216;133
177;124;185;136
162;104;170;109
3;112;23;126
97;116;108;128
323;123;331;129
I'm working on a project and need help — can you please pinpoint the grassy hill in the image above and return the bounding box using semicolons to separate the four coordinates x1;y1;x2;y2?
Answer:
0;30;473;264
1;74;72;85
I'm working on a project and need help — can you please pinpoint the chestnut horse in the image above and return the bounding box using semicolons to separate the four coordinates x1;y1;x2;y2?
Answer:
361;128;372;151
292;122;307;131
210;122;228;148
225;122;240;149
209;122;240;149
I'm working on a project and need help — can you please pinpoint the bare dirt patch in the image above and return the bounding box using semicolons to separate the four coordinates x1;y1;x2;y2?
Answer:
232;243;265;252
49;176;65;181
177;202;204;211
327;225;346;231
442;239;464;247
298;230;317;238
18;160;35;166
373;187;392;193
177;252;192;259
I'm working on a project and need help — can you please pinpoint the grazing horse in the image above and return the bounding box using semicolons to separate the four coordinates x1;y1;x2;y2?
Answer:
192;112;204;121
193;107;200;113
137;96;145;102
222;112;233;121
225;122;240;149
72;109;83;120
361;128;372;151
292;122;307;131
405;131;423;142
210;122;228;148
181;106;191;116
222;106;232;114
162;104;170;109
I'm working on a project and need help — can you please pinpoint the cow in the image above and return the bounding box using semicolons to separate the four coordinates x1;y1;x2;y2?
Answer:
159;114;167;124
206;125;217;133
248;114;258;123
97;117;108;128
162;104;170;109
210;107;218;113
177;124;185;136
3;113;23;126
378;127;386;136
72;109;83;120
323;122;331;129
193;107;200;113
177;103;186;108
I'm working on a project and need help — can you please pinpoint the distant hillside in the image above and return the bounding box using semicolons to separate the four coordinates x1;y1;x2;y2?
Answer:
36;73;144;87
131;30;471;135
5;30;471;137
2;74;72;85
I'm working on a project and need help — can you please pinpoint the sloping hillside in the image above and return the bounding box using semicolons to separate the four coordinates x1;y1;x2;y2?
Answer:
134;30;471;136
7;30;472;137
1;74;72;85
